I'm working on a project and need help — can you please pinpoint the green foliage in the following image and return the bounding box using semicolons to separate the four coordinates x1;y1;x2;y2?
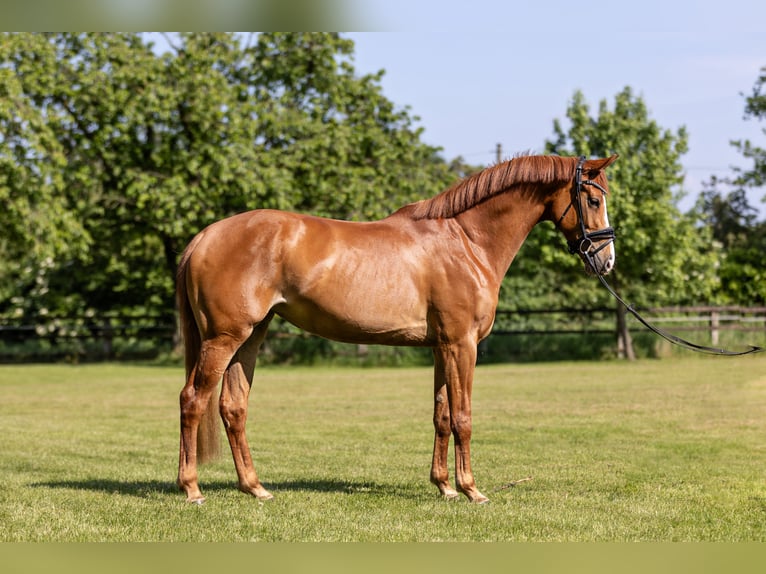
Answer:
689;66;766;305
732;65;766;189
697;183;766;304
2;34;762;364
540;87;719;307
0;32;454;324
498;87;724;358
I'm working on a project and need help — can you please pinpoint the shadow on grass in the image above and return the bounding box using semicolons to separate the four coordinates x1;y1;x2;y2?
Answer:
29;478;412;499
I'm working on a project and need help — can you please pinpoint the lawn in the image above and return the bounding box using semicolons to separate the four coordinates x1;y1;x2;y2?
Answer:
0;356;765;541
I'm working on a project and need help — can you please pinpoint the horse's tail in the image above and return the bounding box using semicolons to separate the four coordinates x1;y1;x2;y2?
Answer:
177;233;221;463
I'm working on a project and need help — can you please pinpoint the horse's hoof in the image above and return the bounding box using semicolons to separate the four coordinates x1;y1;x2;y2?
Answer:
186;496;205;505
241;484;274;500
438;486;460;500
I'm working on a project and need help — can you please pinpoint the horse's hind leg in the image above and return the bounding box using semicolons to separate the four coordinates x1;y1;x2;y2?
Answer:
220;316;273;500
178;334;243;503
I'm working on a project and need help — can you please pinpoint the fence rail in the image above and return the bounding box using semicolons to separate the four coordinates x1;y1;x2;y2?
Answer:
0;315;176;361
492;306;766;345
1;306;764;361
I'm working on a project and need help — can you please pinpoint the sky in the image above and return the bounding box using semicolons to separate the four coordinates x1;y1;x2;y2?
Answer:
345;0;765;216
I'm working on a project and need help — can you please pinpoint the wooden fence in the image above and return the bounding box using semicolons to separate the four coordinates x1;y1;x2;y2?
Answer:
0;315;176;361
0;306;764;362
491;305;766;345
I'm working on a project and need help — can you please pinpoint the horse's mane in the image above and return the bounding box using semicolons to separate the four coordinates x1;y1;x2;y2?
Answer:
409;154;577;220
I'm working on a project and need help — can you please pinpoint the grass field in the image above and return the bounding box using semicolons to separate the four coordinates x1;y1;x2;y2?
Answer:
1;356;765;541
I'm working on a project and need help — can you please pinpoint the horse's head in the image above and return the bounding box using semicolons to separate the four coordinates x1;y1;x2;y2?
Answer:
552;155;618;276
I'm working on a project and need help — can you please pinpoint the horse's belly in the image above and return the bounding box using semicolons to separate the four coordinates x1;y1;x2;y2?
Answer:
273;292;430;346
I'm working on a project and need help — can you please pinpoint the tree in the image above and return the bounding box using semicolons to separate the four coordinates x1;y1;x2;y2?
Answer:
0;33;455;332
0;35;92;318
731;65;766;191
697;183;766;304
695;65;766;305
531;87;720;359
250;33;453;220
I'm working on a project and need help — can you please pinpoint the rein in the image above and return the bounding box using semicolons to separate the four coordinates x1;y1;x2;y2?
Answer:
596;274;762;356
566;157;763;357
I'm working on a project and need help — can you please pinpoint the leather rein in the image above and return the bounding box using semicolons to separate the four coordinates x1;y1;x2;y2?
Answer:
563;156;762;356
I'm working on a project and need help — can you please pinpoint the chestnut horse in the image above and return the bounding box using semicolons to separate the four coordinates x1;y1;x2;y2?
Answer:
176;154;618;504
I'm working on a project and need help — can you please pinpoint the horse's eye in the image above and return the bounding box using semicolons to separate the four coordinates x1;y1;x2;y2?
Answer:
587;197;600;209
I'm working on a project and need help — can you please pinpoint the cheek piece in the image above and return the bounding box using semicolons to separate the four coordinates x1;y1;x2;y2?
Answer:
558;156;615;268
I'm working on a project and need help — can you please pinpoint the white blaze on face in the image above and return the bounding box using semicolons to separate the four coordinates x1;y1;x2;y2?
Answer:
603;197;615;272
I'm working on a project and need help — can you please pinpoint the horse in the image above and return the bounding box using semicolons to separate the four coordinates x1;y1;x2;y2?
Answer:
176;153;618;504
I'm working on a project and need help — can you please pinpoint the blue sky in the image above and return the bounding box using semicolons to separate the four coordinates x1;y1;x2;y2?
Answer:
347;0;765;215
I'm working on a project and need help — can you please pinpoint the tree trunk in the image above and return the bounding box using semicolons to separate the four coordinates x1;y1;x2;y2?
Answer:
162;234;183;355
616;300;636;360
612;272;636;360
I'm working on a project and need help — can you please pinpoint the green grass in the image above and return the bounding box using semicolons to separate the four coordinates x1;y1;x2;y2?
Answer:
1;357;765;541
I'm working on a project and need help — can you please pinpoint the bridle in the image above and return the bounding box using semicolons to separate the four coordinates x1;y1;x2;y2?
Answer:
560;156;762;356
557;156;615;271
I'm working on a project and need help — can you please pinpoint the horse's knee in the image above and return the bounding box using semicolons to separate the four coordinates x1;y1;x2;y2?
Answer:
433;412;451;436
450;413;472;442
433;390;451;434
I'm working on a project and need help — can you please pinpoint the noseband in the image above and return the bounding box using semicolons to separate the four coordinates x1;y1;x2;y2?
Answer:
558;156;615;261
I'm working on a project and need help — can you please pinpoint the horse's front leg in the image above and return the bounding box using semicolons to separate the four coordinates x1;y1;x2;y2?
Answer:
433;339;488;504
430;366;459;499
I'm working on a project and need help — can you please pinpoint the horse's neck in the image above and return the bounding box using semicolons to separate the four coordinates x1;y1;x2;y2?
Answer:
454;188;548;285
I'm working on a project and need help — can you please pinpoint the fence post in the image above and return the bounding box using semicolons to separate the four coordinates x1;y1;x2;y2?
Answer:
710;310;720;346
102;318;114;359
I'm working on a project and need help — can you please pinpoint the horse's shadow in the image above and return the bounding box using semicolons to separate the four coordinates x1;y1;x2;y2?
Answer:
30;478;412;499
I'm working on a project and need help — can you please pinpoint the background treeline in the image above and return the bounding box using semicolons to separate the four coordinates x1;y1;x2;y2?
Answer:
1;33;764;363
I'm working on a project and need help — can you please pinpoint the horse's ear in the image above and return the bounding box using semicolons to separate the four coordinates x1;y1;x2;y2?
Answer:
584;154;619;173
